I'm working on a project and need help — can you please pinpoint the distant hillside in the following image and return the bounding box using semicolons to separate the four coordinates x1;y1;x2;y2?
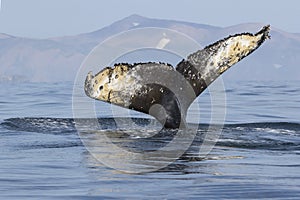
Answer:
0;14;299;82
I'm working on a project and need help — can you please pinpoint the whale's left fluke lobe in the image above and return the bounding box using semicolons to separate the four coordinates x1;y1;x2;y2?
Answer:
84;26;270;129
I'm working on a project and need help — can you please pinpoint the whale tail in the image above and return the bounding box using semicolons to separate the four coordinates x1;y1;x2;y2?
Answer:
85;25;270;129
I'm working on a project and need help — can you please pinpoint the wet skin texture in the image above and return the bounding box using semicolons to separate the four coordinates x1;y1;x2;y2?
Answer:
85;26;270;129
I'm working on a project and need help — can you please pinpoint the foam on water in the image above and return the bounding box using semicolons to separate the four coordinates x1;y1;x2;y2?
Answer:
2;117;299;152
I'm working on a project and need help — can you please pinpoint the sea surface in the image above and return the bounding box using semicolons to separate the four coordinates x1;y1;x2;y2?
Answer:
0;81;300;199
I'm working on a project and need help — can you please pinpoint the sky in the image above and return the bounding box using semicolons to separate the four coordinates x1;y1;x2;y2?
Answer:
0;0;299;38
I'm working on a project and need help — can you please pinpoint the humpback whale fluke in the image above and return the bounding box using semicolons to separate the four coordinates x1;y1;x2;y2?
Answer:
84;25;270;129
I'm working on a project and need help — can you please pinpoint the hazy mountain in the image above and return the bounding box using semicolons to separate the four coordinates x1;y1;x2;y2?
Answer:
1;14;299;82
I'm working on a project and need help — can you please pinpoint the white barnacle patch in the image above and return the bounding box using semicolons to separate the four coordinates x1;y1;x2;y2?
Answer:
85;68;112;100
206;33;262;77
99;64;143;106
150;97;156;104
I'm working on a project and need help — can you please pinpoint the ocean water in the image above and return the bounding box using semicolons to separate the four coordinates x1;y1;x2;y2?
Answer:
0;81;300;199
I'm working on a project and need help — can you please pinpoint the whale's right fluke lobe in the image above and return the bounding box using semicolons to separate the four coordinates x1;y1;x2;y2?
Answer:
176;25;270;98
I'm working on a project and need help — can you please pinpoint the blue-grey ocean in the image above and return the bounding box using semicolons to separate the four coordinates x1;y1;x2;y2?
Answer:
0;81;300;199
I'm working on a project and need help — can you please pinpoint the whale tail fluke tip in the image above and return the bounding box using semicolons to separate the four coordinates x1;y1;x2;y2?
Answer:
256;24;271;40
